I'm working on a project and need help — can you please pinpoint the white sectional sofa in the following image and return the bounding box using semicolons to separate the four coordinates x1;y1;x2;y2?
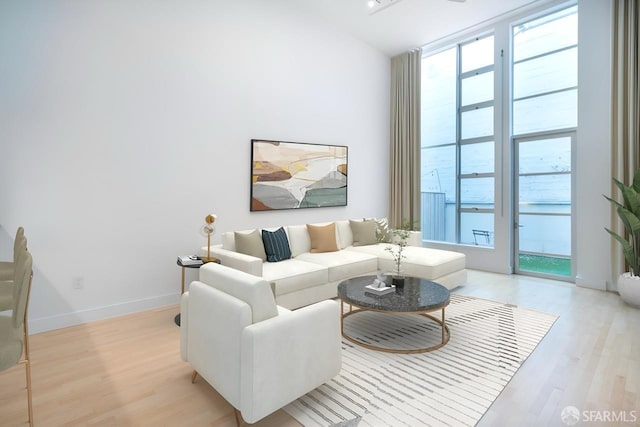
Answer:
203;219;466;310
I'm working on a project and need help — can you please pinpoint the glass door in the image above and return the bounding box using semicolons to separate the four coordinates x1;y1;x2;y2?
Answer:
514;132;575;279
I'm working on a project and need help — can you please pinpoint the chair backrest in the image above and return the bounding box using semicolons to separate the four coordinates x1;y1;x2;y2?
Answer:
13;227;27;267
13;227;26;264
12;251;32;329
199;262;277;323
0;250;31;373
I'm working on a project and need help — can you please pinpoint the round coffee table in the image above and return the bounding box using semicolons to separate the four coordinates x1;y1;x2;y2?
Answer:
337;275;450;354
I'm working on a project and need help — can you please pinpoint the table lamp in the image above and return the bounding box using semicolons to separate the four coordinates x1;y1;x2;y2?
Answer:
201;213;217;263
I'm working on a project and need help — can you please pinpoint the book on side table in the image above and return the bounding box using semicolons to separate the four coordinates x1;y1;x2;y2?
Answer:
178;255;203;266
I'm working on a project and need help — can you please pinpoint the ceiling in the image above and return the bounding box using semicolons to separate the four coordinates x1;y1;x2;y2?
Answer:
290;0;553;56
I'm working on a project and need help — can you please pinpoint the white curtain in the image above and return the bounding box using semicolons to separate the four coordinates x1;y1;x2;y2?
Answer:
611;0;640;282
389;49;421;229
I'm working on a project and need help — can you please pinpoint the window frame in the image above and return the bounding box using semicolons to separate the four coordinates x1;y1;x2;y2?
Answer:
510;4;578;281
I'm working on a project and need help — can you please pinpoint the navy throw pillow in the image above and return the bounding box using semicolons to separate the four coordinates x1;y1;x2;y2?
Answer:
261;227;292;262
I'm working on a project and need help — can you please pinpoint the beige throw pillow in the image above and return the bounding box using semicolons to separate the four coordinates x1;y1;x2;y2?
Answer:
349;219;378;246
306;223;339;253
235;229;267;261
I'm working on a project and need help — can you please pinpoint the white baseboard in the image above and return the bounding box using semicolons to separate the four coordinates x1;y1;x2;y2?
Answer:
575;275;607;291
28;293;180;334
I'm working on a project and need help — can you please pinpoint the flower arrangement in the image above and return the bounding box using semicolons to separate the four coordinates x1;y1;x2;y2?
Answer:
384;220;414;277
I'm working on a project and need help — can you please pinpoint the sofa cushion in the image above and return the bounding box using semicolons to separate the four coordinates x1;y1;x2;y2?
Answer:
343;244;388;258
397;246;465;279
335;220;353;249
222;229;254;251
262;259;328;296
222;231;235;251
199;262;278;323
345;244;465;280
287;225;311;257
307;223;339;253
349;219;378;246
235;230;267;262
296;250;378;282
261;227;291;262
369;217;392;243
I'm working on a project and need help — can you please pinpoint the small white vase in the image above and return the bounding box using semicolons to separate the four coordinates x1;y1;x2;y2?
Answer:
618;273;640;308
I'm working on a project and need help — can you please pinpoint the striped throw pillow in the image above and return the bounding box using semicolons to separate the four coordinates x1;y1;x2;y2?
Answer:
261;227;292;262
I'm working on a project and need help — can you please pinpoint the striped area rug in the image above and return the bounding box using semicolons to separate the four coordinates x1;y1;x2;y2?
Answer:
283;293;558;426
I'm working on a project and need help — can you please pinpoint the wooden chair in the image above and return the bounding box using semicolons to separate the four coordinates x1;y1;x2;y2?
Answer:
0;249;34;426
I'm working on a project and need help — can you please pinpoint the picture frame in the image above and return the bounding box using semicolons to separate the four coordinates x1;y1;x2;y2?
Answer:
250;139;348;211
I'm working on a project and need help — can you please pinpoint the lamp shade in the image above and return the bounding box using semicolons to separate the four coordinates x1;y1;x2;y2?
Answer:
205;214;217;225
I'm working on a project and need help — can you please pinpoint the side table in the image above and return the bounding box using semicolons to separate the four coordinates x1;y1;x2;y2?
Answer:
175;258;219;326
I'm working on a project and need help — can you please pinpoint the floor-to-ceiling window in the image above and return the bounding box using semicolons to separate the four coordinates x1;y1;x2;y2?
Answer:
421;35;496;247
420;4;577;279
512;6;577;279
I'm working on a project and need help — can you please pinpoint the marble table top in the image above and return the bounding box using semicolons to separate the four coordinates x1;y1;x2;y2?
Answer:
337;275;450;312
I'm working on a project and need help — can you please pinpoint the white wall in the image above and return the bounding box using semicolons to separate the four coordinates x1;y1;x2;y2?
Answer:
0;0;390;332
575;0;612;290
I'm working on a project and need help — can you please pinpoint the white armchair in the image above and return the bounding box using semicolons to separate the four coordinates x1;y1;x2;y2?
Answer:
180;262;341;425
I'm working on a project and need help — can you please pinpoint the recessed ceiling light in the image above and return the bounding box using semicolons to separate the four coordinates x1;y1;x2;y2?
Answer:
367;0;465;15
367;0;404;15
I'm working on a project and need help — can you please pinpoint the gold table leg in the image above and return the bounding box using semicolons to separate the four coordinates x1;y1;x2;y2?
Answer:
442;307;446;344
340;305;450;354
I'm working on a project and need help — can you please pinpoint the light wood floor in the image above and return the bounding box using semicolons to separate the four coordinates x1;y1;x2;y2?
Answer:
1;270;639;427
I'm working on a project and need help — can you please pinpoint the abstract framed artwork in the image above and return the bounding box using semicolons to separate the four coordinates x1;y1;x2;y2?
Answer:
250;139;348;211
